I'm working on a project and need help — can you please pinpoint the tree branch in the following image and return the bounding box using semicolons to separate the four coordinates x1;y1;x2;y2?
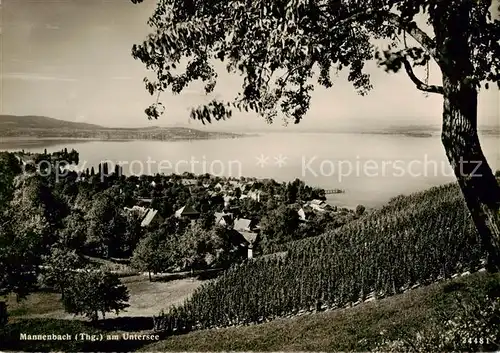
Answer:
402;57;444;94
383;12;443;68
320;6;444;68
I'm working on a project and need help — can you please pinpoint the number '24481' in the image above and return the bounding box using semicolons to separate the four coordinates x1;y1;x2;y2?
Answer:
462;337;491;345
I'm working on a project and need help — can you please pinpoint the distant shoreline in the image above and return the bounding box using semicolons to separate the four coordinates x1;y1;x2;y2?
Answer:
0;133;254;149
0;136;248;142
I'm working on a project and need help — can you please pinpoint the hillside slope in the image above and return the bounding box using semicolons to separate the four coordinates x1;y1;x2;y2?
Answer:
0;115;104;130
147;182;487;334
142;272;500;352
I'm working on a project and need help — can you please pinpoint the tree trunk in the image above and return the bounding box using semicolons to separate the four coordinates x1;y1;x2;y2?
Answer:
441;76;500;271
433;0;500;272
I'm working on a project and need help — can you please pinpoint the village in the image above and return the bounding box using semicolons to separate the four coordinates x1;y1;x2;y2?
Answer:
11;149;362;266
122;177;344;260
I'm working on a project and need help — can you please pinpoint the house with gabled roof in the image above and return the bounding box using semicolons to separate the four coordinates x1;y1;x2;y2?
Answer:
229;180;243;189
214;212;234;227
309;199;327;212
231;229;258;260
124;206;163;228
232;217;259;259
298;208;307;222
310;199;326;206
233;218;254;232
141;209;164;228
175;204;200;219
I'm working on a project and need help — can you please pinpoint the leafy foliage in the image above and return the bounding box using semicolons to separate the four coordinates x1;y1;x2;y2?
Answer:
0;173;66;299
10;175;65;247
131;217;235;277
131;0;500;122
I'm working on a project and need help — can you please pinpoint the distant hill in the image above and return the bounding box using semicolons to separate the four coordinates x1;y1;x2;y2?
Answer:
0;115;104;130
0;115;243;141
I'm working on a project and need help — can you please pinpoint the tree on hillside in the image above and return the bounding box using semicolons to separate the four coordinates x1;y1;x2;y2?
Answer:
120;212;145;257
131;231;177;280
259;204;301;252
355;204;366;216
40;246;82;300
54;177;79;206
177;222;222;270
240;198;262;221
0;210;42;299
85;191;125;257
0;153;22;211
59;210;87;250
9;176;62;252
62;270;129;321
131;0;500;270
198;211;216;230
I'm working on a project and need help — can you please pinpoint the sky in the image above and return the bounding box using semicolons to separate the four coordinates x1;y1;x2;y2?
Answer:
0;0;499;132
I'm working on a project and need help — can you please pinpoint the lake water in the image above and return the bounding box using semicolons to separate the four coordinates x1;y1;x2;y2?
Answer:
1;133;499;209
